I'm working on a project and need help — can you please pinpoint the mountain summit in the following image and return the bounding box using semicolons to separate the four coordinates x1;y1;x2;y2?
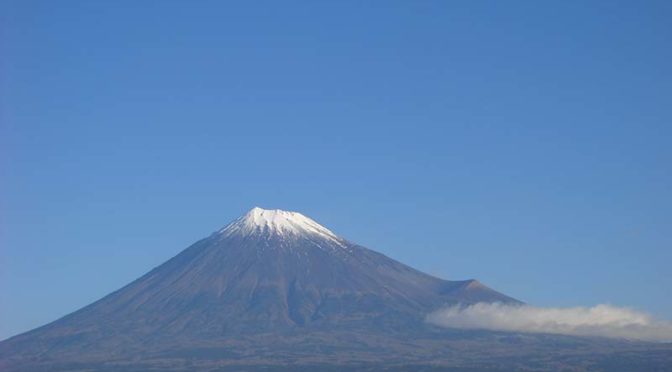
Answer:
219;207;343;244
0;207;520;370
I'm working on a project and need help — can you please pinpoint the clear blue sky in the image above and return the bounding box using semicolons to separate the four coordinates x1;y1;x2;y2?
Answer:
1;0;671;340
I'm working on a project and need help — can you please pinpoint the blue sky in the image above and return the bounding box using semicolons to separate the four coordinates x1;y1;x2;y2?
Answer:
1;0;671;340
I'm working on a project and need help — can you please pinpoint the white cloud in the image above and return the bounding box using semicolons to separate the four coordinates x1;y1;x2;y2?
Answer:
426;303;672;342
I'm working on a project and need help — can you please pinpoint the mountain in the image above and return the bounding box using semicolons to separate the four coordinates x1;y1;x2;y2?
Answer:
1;208;670;371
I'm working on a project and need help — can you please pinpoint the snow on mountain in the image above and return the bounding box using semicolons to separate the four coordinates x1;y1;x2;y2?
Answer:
218;207;343;244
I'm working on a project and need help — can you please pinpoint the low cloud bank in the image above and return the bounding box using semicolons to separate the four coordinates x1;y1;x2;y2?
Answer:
426;303;672;342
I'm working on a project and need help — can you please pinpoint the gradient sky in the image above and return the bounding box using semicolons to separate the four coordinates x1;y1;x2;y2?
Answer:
1;0;671;340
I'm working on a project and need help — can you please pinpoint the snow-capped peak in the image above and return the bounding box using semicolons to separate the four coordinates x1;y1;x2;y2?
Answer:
219;207;342;243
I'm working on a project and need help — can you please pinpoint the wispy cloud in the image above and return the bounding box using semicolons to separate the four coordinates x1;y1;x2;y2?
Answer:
426;303;672;342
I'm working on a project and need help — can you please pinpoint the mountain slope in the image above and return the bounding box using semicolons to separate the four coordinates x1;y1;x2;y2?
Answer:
0;207;519;369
